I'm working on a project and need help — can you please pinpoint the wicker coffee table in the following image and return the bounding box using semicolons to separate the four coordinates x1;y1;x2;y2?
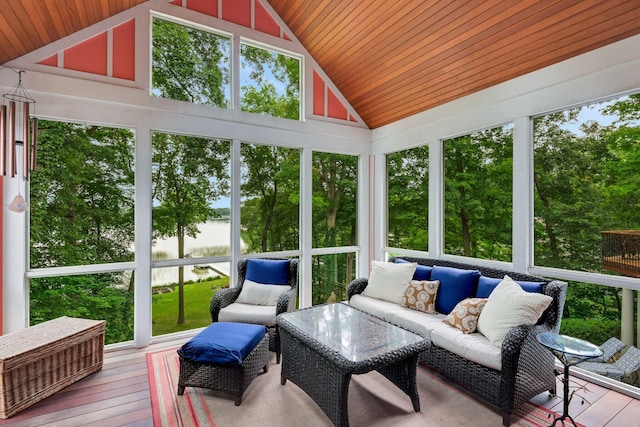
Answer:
277;303;429;427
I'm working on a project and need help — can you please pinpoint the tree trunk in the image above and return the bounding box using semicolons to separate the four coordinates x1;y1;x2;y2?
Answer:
177;223;185;325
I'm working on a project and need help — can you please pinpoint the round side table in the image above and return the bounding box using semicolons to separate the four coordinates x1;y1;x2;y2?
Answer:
536;332;603;427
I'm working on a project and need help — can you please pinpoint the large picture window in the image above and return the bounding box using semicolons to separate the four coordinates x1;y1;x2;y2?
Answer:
241;143;300;253
240;42;301;120
152;18;231;107
29;120;136;344
533;94;640;273
443;124;513;261
387;146;429;251
151;132;231;332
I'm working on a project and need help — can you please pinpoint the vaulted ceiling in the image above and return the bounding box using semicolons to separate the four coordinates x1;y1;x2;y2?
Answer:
1;1;640;129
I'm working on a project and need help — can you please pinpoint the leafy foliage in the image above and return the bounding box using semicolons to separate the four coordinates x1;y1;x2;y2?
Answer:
387;147;429;250
240;43;300;119
152;18;230;106
152;133;230;325
443;125;513;261
29;121;135;344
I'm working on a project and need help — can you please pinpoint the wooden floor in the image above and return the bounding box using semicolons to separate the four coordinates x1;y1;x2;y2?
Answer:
1;336;639;427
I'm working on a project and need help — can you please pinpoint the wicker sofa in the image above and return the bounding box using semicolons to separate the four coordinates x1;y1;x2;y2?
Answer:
346;257;567;426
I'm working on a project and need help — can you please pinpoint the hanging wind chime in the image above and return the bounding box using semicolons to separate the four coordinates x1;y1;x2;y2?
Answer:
1;70;38;213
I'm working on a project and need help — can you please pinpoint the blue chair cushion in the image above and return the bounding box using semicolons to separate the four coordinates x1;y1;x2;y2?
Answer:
245;259;290;285
475;275;544;298
177;322;266;365
431;266;480;314
394;258;432;280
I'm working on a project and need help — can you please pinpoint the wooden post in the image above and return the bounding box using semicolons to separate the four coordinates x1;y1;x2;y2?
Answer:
621;287;634;346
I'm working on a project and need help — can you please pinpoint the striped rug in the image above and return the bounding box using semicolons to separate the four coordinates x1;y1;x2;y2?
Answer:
147;348;584;427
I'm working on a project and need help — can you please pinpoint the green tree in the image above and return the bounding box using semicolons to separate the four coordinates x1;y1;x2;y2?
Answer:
152;133;230;324
387;147;429;250
311;153;358;303
29;120;135;343
240;43;300;119
241;144;299;252
152;18;230;107
444;125;513;261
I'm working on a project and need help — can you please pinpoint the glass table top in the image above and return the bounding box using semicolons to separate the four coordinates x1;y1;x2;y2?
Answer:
537;332;603;366
278;303;426;363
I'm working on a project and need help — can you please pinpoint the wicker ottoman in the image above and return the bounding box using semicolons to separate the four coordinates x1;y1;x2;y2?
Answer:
0;316;105;419
177;322;269;406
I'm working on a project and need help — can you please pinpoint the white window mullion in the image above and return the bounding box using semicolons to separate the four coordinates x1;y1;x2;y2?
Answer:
300;148;313;308
429;139;443;258
134;128;152;347
512;117;533;273
230;139;242;287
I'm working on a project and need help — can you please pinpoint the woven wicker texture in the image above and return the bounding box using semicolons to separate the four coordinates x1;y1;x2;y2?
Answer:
0;316;105;419
177;334;269;405
277;304;428;427
346;257;567;427
210;258;299;363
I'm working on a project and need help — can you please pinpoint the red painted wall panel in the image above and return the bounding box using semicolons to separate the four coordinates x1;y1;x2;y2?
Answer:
222;0;251;28
313;70;325;116
112;20;135;80
64;33;108;76
255;1;280;37
38;54;58;67
186;0;218;17
327;88;347;120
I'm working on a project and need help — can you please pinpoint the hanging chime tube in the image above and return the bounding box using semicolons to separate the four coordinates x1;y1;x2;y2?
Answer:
0;104;5;176
8;100;15;177
31;117;38;171
23;102;30;180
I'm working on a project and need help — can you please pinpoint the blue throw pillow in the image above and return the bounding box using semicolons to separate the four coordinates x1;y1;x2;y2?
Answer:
431;266;480;314
246;259;290;285
476;275;544;298
394;258;432;280
177;322;266;365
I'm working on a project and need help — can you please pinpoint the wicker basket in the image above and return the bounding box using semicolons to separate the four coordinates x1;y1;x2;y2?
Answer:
0;316;106;418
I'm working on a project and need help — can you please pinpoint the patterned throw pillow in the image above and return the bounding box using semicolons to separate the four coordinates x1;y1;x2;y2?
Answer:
443;297;488;334
404;280;440;314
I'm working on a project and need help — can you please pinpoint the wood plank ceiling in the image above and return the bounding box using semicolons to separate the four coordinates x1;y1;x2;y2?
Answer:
1;1;640;129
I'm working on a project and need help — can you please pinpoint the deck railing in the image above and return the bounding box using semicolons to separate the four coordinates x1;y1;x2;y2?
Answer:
602;230;640;278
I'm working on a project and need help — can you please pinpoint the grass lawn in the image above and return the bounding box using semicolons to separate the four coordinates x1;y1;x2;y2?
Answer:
151;276;230;336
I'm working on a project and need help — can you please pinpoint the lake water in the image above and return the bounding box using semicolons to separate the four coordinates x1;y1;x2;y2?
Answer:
151;220;244;286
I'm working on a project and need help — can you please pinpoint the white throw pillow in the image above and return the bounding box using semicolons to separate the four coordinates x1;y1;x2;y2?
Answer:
477;275;553;347
236;279;291;306
362;260;417;305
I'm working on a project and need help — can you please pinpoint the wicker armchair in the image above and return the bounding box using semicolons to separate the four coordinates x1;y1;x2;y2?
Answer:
347;257;567;426
210;258;298;364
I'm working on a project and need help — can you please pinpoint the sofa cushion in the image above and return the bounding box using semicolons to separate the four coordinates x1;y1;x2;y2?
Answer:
219;303;278;326
395;258;433;280
385;306;447;341
443;297;487;334
349;294;409;324
363;260;416;305
245;259;290;285
431;266;480;314
403;279;439;313
477;276;553;347
431;324;502;371
236;279;291;305
476;275;544;298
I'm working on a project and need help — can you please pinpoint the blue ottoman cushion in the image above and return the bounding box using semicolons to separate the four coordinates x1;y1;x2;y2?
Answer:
178;322;266;365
